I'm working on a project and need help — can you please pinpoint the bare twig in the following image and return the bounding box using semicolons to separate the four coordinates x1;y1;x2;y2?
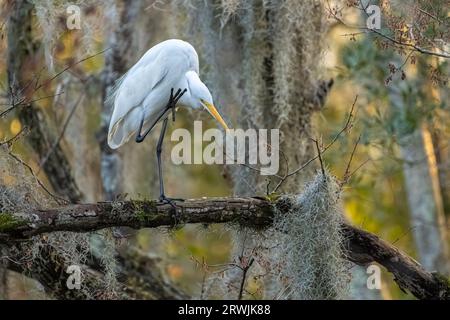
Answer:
272;96;358;193
0;126;28;147
341;135;361;185
221;138;286;180
326;1;450;59
38;92;85;172
1;49;109;119
238;257;255;300
313;138;325;176
347;158;370;181
43;49;109;89
7;152;69;205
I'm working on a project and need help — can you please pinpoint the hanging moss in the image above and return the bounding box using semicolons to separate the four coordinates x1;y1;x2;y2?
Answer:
175;0;327;195
271;172;350;299
0;148;116;298
175;1;339;299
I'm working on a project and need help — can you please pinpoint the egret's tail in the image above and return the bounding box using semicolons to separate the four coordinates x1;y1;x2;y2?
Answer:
107;107;142;149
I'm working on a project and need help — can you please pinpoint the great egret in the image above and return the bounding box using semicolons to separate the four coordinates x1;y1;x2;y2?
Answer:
107;39;229;204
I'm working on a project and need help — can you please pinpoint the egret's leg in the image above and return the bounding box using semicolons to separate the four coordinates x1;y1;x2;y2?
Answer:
156;117;169;201
171;88;187;122
135;88;186;143
155;119;182;225
135;88;188;217
155;117;184;202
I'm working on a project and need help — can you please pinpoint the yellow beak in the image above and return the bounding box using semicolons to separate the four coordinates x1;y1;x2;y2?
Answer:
201;100;230;130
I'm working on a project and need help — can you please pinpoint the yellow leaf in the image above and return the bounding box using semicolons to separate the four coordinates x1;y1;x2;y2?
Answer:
10;119;22;135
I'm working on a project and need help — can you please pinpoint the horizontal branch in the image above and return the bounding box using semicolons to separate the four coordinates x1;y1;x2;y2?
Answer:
1;196;449;300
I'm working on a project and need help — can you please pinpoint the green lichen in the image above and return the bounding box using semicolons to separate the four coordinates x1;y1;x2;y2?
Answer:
132;200;158;223
265;192;281;203
0;212;27;232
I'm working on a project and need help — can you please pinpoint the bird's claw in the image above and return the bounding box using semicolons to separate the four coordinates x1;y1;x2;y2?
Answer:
159;194;183;204
159;195;184;225
168;88;187;122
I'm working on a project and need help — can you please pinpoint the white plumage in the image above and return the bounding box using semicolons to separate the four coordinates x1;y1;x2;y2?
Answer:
107;39;228;149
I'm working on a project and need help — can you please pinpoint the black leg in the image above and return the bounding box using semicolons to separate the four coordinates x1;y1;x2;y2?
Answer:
171;88;187;122
156;116;184;221
135;88;187;218
156;117;168;201
135;88;187;143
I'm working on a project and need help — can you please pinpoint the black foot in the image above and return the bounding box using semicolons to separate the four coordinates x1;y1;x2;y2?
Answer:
159;195;184;224
159;195;184;204
170;88;187;122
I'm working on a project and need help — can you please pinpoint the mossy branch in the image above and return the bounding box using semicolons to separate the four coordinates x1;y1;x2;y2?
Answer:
1;196;449;300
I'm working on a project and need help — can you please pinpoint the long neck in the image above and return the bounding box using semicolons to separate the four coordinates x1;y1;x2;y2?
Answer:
176;74;194;108
179;71;204;109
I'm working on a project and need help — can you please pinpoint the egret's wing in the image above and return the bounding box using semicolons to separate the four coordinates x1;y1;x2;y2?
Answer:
107;39;198;149
107;55;168;149
105;72;127;111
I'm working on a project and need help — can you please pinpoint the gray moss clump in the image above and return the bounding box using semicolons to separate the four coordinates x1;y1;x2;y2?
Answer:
202;172;350;300
272;172;350;299
0;149;118;299
175;0;327;194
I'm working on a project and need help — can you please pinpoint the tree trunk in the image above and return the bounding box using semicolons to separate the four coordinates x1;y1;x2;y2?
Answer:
398;126;449;272
99;0;142;201
389;81;449;273
7;0;81;202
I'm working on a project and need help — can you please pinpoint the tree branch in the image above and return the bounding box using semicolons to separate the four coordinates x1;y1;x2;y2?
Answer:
1;196;449;299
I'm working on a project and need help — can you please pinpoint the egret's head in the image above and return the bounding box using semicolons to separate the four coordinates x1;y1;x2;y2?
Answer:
185;71;229;130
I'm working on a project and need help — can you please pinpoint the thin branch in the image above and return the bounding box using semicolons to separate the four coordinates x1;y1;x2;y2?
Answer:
272;96;358;192
346;158;370;182
369;28;450;59
0;126;28;147
326;1;450;59
38;92;85;172
1;49;109;119
238;257;255;300
313;138;325;176
0;91;66;107
0;92;66;119
341;135;361;185
43;49;109;89
7;152;69;205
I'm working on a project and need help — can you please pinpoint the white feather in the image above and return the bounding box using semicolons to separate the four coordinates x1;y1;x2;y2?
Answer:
107;39;200;149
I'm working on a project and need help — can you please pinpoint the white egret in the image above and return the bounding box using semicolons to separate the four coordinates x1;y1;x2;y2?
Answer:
107;39;229;204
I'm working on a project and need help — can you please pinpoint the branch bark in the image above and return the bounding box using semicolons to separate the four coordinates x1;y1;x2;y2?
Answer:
1;196;449;299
